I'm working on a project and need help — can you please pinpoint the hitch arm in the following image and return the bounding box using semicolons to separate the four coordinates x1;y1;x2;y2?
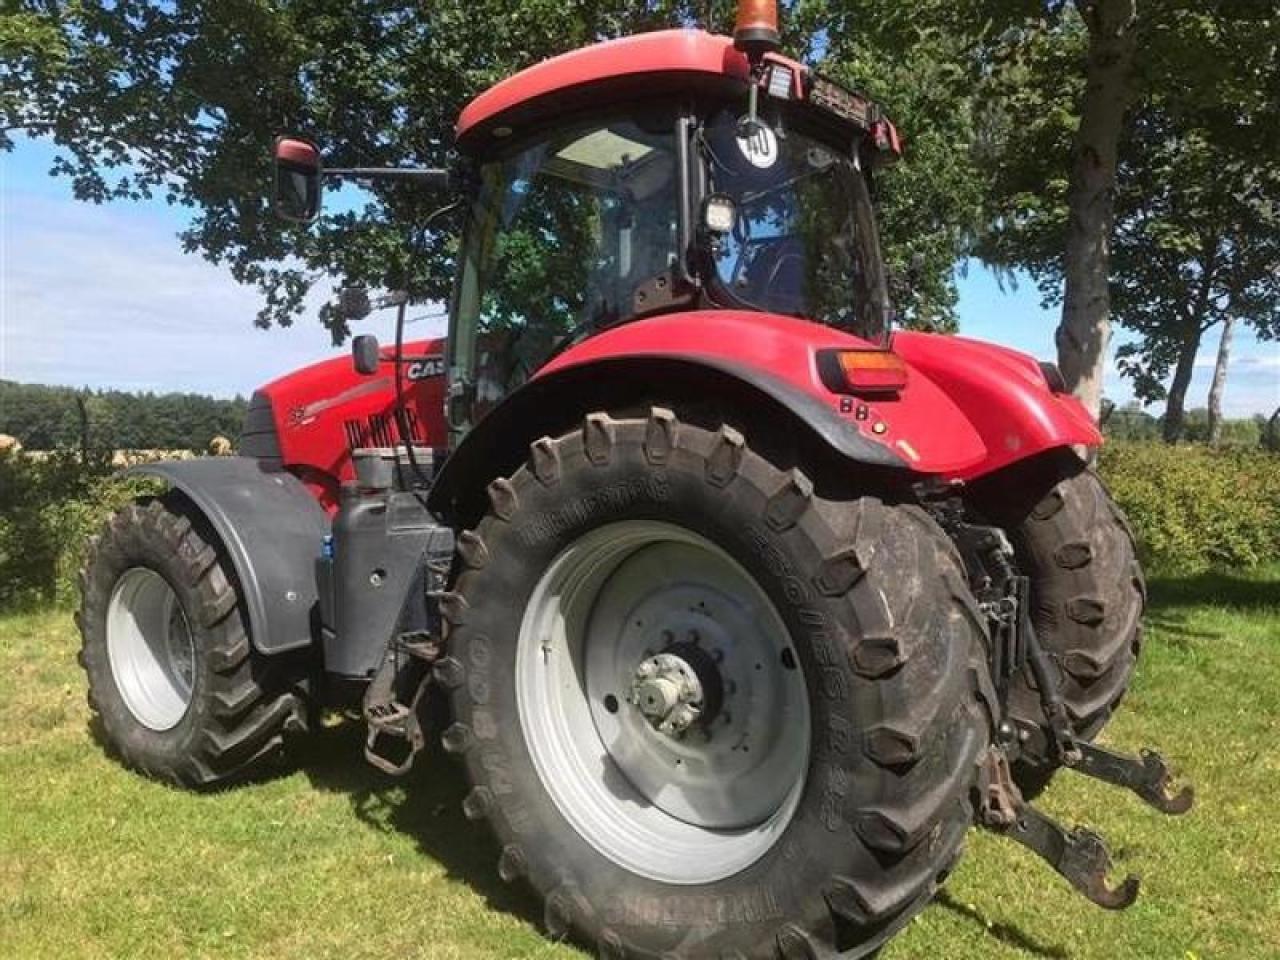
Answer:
1070;742;1194;815
979;747;1140;911
1004;804;1141;910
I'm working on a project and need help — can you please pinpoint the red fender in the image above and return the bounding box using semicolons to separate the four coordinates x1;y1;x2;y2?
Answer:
541;311;987;474
892;332;1100;481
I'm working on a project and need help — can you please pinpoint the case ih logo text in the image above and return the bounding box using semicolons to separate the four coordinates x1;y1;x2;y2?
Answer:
407;356;445;381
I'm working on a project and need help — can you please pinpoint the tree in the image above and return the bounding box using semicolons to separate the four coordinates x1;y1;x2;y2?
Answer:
978;2;1280;427
975;1;1136;420
1205;315;1234;447
0;380;247;451
1108;5;1280;442
1056;0;1136;420
2;1;997;341
2;1;698;341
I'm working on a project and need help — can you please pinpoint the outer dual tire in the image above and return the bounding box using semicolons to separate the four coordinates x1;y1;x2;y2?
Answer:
77;496;307;788
443;409;993;959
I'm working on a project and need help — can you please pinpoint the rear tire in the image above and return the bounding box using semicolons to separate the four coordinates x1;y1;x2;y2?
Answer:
1003;467;1145;792
443;409;991;958
77;496;307;788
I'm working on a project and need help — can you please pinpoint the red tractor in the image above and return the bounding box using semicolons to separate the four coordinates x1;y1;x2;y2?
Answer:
78;4;1190;956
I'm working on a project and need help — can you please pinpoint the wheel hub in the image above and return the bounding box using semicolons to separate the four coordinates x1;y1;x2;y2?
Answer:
631;652;704;736
106;567;196;731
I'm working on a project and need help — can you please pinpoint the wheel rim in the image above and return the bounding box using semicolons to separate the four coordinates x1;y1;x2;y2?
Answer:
516;520;810;885
106;567;196;731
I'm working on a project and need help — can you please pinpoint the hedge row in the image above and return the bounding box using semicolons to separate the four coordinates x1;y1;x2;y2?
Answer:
2;442;1276;609
1099;442;1280;574
0;451;158;609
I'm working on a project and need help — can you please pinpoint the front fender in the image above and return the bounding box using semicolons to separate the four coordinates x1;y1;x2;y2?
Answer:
128;457;329;655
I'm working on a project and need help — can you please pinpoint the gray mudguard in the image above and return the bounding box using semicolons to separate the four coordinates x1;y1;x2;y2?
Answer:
128;457;330;655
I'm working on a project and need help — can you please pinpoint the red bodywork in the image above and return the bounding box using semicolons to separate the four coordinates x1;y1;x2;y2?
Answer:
253;312;1096;509
457;31;749;144
254;339;449;512
255;28;1096;507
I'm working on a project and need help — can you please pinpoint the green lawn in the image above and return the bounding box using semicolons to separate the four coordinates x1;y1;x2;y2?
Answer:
2;570;1277;959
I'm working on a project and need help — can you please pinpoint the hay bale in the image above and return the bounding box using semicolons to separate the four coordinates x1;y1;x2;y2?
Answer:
207;435;234;456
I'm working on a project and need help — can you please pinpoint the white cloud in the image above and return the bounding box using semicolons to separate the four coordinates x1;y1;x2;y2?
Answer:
0;192;444;398
1239;353;1280;370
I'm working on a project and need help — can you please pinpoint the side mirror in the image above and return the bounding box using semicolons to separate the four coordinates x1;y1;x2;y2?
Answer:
352;334;381;376
273;136;323;223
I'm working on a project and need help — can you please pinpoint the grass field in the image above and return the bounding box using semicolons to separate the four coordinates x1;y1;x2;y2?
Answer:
2;569;1277;959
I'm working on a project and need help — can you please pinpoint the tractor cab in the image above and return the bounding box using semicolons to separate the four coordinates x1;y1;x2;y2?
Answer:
445;29;902;429
273;21;905;442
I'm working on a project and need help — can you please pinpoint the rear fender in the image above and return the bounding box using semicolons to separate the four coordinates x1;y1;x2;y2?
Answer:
430;314;998;525
892;332;1101;481
128;457;330;655
429;353;913;524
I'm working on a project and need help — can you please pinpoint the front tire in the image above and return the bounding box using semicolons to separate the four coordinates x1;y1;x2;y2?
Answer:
77;496;307;788
443;409;991;958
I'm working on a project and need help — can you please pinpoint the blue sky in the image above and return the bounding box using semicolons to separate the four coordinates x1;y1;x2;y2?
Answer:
3;136;1277;414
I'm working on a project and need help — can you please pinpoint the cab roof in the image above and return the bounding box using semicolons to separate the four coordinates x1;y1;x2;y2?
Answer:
455;30;751;149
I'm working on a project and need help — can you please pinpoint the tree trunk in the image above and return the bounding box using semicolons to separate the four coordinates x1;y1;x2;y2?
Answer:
1056;0;1139;421
1205;314;1235;447
1162;328;1202;444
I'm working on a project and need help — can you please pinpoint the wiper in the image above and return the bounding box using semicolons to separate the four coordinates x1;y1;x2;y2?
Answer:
739;159;836;207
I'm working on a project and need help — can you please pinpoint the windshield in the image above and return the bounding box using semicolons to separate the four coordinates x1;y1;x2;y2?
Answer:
700;108;890;341
450;107;680;421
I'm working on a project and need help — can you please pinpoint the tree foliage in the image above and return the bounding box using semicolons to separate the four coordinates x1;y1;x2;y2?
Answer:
2;2;693;339
976;2;1280;433
2;0;993;339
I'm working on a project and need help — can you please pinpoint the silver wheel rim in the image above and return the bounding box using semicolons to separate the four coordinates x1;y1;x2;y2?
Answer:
516;520;810;885
106;567;196;731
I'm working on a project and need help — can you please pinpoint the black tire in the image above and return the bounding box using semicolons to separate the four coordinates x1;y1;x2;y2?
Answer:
77;496;307;788
1004;467;1145;790
442;409;992;959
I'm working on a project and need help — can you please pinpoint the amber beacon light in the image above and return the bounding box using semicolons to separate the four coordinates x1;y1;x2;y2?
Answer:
733;0;780;57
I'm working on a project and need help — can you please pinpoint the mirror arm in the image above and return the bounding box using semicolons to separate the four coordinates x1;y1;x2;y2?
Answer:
324;168;451;189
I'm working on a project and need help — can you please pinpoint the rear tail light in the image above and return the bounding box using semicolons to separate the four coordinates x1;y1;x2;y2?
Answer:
817;349;909;397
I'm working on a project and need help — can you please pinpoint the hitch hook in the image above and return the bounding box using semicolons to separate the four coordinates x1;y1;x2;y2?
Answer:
1068;742;1194;816
1006;804;1141;910
979;747;1140;910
